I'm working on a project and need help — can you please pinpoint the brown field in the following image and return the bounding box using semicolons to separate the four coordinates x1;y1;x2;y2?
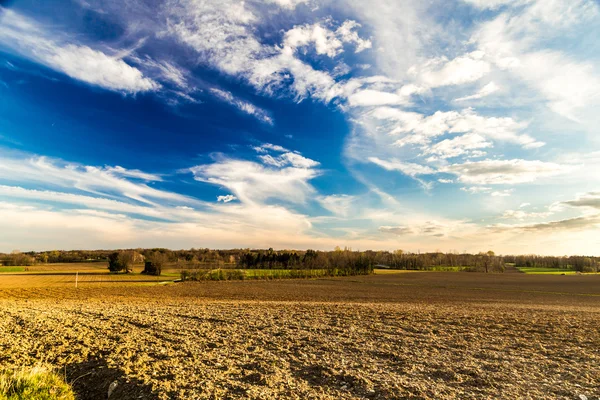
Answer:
0;262;177;291
0;270;599;399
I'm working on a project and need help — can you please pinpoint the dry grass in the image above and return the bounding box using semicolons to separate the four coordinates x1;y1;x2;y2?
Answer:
1;272;599;399
0;366;74;400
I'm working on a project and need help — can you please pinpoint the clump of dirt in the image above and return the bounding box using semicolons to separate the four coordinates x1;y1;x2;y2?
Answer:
67;358;157;400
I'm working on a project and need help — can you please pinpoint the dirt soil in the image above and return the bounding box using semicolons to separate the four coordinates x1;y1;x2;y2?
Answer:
0;272;599;399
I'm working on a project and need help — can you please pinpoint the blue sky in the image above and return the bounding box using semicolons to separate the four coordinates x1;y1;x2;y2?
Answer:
0;0;599;255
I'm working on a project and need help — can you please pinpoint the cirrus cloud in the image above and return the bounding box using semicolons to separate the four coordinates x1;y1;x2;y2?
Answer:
0;8;159;93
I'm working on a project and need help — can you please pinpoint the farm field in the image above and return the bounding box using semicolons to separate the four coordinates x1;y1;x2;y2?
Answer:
0;262;173;290
0;262;375;289
0;272;599;399
516;267;578;275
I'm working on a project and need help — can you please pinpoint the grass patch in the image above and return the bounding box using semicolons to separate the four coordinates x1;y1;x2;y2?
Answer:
374;266;467;273
180;268;373;281
246;269;346;279
375;269;425;274
427;266;468;272
0;267;25;273
517;267;577;275
0;366;75;400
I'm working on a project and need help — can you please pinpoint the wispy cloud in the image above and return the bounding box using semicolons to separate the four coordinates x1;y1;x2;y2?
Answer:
209;88;273;125
0;8;159;93
470;0;600;122
368;157;435;177
0;155;188;205
491;215;600;233
318;194;355;217
455;82;499;102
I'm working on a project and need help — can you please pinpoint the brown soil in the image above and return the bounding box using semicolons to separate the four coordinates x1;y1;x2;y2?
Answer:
0;272;599;399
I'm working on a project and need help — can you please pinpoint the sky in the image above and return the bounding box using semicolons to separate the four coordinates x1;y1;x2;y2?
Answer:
0;0;599;255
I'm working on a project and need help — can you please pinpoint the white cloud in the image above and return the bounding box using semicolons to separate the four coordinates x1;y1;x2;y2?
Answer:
408;51;491;88
501;209;552;220
165;1;338;101
48;45;159;93
103;166;162;182
259;152;320;169
346;103;545;195
371;108;453;137
0;151;594;255
471;0;600;122
378;218;477;238
217;194;237;203
132;56;189;89
378;225;413;236
0;155;189;205
210;88;273;124
165;0;260;75
461;186;492;194
347;87;421;107
516;51;600;122
348;90;404;107
0;152;326;251
263;0;309;9
337;0;435;80
371;107;544;150
318;194;355;217
445;159;574;185
462;0;527;9
335;20;372;53
0;0;598;256
0;202;138;246
491;189;514;197
443;109;543;149
283;20;370;59
284;23;344;58
368;157;435;177
460;186;514;196
561;192;600;210
491;215;600;233
190;156;320;205
425;133;493;159
253;143;289;153
252;143;319;169
0;199;323;252
0;185;164;219
455;82;499;102
0;9;159;93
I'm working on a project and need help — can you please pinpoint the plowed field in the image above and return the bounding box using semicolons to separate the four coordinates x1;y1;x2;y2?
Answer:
0;272;598;399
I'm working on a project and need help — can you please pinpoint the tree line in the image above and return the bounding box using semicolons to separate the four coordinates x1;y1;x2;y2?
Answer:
504;255;599;272
1;248;598;273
